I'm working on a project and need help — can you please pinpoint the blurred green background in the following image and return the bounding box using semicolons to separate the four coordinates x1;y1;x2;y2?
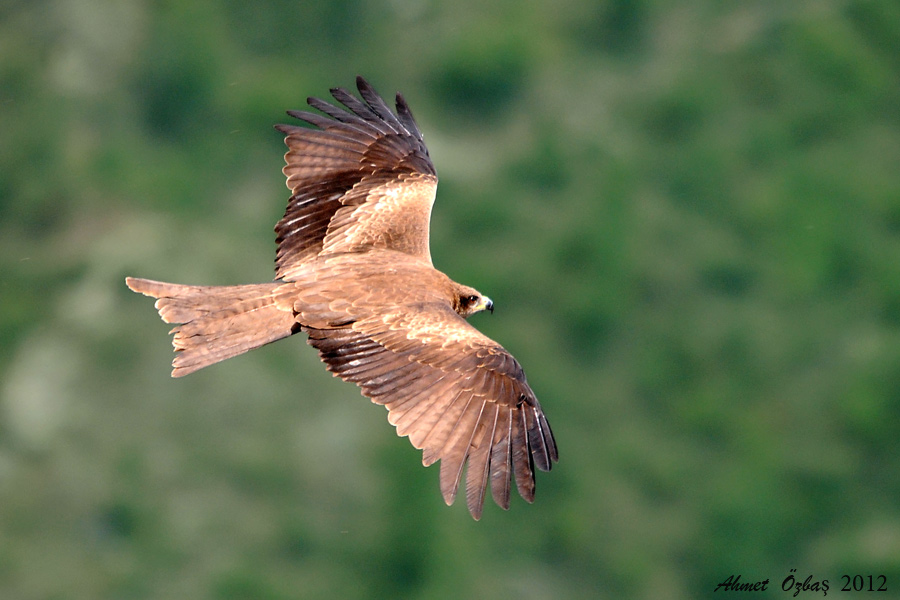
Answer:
3;0;900;598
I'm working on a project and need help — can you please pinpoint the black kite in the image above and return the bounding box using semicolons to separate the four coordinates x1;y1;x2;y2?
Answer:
126;77;558;519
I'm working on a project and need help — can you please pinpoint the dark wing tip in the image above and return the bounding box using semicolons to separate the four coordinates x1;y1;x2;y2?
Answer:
395;92;425;142
284;77;429;147
354;75;383;105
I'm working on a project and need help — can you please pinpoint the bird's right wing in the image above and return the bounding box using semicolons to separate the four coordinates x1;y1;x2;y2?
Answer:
274;76;438;279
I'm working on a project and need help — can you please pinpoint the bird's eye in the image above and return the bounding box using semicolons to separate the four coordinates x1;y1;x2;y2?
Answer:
467;295;479;304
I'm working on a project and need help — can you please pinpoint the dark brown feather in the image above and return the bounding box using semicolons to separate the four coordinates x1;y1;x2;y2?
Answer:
489;408;513;509
511;407;536;502
465;403;499;519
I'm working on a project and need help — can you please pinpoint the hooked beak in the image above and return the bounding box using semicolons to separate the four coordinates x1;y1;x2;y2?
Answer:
477;296;494;314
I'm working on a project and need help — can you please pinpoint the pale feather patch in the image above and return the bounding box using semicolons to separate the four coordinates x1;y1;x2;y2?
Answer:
320;175;437;261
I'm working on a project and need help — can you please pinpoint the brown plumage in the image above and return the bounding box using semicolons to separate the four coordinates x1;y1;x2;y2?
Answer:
126;76;558;519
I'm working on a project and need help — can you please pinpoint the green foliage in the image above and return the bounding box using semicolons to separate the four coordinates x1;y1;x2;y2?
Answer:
2;0;900;598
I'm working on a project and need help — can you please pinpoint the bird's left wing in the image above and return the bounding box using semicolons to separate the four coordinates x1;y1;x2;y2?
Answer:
303;303;557;519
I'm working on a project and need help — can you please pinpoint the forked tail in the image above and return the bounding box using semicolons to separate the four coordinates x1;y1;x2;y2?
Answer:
125;277;296;377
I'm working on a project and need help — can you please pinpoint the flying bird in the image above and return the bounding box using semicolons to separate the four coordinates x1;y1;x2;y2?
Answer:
126;76;558;519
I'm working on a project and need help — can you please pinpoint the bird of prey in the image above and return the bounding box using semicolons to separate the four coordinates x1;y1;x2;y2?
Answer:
126;76;557;519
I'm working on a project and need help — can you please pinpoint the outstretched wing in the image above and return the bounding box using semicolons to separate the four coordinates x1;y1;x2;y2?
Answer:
274;76;438;280
303;303;558;520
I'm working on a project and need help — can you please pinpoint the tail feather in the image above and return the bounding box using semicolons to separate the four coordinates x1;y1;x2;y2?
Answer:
125;277;297;377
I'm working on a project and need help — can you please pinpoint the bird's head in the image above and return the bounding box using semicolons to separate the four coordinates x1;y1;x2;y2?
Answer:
454;284;493;318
